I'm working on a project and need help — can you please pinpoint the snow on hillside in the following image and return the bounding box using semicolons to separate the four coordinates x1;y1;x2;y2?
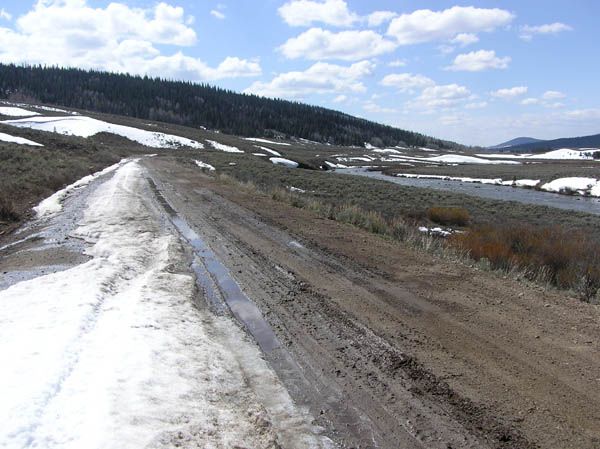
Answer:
270;157;299;168
425;154;520;165
254;145;282;157
206;139;243;153
527;148;599;160
2;116;203;149
194;160;215;171
244;137;291;146
0;132;43;146
0;106;40;117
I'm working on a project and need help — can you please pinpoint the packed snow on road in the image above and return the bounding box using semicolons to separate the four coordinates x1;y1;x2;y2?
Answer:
0;161;329;449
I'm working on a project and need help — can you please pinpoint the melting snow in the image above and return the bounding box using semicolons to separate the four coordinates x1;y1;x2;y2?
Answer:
0;132;43;146
2;116;203;149
0;161;329;449
254;145;282;156
324;161;349;169
206;139;243;153
244;137;291;146
194;160;215;171
34;160;127;217
396;173;540;187
425;154;520;165
0;106;40;117
541;177;599;195
270;157;299;168
527;148;599;160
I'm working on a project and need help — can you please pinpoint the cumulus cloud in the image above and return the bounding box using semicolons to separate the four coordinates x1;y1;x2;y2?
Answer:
367;11;397;27
279;28;396;61
521;98;540;105
363;101;397;113
446;50;510;72
210;10;225;20
278;0;358;27
332;94;347;103
520;22;572;40
542;90;566;100
0;8;11;21
491;86;528;99
465;101;488;109
409;83;472;111
387;6;514;45
388;59;407;67
0;0;260;81
244;60;375;99
450;33;479;46
380;73;434;92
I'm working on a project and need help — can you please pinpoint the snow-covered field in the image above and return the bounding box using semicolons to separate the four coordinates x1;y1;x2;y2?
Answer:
206;139;243;153
0;131;43;146
477;148;599;160
2;116;203;149
0;106;40;117
396;173;540;188
0;161;328;449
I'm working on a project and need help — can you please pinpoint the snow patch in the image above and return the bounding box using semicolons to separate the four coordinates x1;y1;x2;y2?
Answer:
324;161;349;169
396;173;540;188
244;137;291;146
194;160;215;171
0;132;43;146
0;106;40;117
34;160;127;217
270;157;299;168
254;145;281;157
2;116;203;149
425;154;520;165
206;139;243;153
541;177;599;196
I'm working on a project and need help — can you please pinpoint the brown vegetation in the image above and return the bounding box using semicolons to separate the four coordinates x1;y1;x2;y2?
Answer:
427;206;470;226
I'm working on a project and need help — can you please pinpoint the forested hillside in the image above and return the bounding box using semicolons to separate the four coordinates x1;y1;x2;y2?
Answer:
0;64;460;148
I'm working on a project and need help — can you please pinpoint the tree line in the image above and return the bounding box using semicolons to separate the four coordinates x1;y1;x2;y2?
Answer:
0;64;461;149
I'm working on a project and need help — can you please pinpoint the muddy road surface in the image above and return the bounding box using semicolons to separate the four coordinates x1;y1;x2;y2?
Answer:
2;156;599;449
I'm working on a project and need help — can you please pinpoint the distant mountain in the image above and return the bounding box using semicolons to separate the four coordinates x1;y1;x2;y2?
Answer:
508;133;600;152
489;137;543;149
0;64;462;149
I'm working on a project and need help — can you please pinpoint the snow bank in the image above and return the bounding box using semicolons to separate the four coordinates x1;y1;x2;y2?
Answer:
206;139;243;153
0;106;40;117
541;177;598;195
425;154;520;165
528;148;599;160
244;137;291;146
2;116;203;149
324;161;349;169
396;173;540;188
34;160;126;217
0;132;43;146
372;148;403;154
270;157;299;168
194;160;215;171
0;161;329;449
254;145;282;156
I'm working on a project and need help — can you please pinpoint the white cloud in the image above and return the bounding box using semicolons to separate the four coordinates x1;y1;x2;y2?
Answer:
279;28;396;61
465;101;488;109
332;94;347;103
278;0;358;27
244;60;375;99
363;101;396;113
0;8;11;21
380;73;434;92
450;33;479;46
387;6;514;45
446;50;510;72
388;59;407;67
520;22;572;41
367;11;397;27
521;98;540;105
564;109;600;120
210;10;225;20
542;90;566;100
410;83;472;111
0;1;260;82
491;86;528;99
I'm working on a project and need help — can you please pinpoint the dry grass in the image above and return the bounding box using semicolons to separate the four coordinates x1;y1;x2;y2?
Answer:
0;193;20;222
427;206;470;227
450;225;600;301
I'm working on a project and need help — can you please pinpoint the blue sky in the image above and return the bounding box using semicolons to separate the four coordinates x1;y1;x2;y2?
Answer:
0;0;598;146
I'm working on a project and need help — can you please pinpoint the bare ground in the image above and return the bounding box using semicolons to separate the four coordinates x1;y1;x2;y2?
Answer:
145;157;600;449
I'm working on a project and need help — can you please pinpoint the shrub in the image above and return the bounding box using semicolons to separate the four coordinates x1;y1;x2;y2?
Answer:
0;193;20;222
449;225;600;301
427;206;470;227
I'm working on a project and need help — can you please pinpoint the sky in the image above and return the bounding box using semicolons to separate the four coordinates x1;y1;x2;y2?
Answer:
0;0;598;146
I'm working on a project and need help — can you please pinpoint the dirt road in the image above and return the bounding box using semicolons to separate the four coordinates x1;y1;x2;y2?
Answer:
146;157;600;449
